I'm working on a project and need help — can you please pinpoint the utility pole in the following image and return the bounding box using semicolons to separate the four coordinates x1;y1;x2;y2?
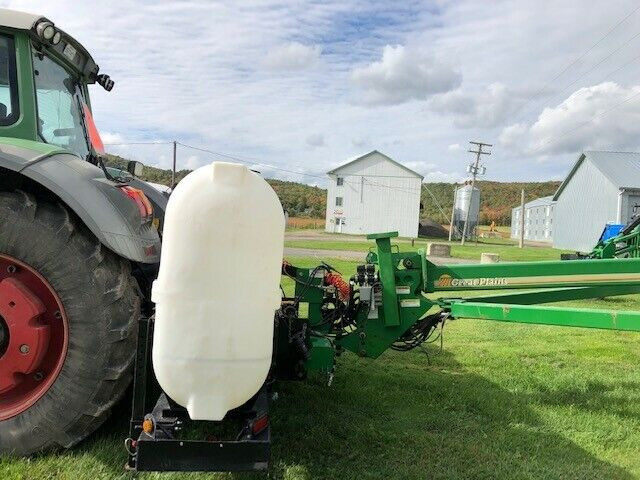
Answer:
519;189;526;248
171;140;177;189
460;141;492;246
448;185;457;241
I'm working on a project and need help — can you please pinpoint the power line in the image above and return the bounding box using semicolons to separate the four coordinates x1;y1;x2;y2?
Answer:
512;3;640;122
104;141;172;146
177;141;328;180
547;29;640;100
177;142;424;194
527;88;640;155
423;184;453;224
104;141;445;205
548;46;640;103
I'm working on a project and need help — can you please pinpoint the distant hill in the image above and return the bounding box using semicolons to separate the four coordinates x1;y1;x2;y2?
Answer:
104;154;326;218
420;181;561;226
105;155;560;225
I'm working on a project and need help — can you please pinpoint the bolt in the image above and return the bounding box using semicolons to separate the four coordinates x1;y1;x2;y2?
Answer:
19;344;30;354
359;350;367;357
6;265;16;274
54;311;62;319
359;332;366;339
33;372;44;381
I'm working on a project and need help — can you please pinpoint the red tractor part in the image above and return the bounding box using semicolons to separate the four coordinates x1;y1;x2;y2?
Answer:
0;255;68;421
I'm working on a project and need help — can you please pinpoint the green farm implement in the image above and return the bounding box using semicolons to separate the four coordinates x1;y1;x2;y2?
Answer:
0;6;639;475
126;229;640;472
279;231;640;369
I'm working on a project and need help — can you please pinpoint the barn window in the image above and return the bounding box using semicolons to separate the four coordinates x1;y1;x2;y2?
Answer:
335;197;343;207
337;177;344;186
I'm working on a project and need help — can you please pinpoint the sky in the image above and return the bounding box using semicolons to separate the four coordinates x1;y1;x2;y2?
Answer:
4;0;640;187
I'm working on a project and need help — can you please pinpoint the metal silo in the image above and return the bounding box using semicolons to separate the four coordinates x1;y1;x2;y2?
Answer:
453;184;480;239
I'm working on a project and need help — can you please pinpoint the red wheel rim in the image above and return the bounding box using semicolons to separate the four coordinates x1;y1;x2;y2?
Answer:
0;254;68;420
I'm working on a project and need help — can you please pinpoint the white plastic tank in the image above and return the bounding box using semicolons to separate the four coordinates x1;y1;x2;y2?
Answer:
151;161;285;421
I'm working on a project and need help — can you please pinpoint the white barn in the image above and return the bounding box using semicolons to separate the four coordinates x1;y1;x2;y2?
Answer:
553;151;640;252
510;196;555;243
325;151;423;238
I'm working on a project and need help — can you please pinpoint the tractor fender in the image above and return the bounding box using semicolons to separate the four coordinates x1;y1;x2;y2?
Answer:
2;151;161;264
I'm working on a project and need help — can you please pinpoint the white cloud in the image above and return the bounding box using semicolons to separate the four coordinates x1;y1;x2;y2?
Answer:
4;0;638;183
305;133;325;147
448;143;461;152
499;82;640;156
424;170;466;183
352;45;461;105
263;42;321;71
100;132;125;145
429;83;524;128
351;137;370;148
183;155;202;170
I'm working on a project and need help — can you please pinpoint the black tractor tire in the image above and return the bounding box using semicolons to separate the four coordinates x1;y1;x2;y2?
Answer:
0;190;141;455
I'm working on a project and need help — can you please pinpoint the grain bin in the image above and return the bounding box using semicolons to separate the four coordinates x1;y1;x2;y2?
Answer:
453;184;480;239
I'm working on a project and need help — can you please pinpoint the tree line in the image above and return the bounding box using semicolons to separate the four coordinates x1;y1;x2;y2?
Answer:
105;155;560;225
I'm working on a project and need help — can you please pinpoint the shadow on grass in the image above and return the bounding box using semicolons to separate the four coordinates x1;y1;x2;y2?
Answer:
267;349;633;480
37;348;634;480
523;380;640;421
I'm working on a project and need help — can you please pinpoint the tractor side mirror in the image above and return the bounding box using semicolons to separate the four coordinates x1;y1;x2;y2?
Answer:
96;74;114;91
127;161;143;177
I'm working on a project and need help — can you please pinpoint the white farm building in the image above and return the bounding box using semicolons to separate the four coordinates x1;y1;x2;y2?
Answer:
325;151;423;238
553;151;640;252
510;196;555;243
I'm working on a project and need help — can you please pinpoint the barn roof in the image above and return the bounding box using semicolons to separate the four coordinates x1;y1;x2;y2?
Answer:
553;151;640;200
327;150;424;179
515;195;555;210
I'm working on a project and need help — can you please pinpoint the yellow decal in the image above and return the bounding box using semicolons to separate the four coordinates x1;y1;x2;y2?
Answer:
435;274;508;288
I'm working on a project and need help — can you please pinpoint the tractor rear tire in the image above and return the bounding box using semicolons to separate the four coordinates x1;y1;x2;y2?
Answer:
0;190;141;455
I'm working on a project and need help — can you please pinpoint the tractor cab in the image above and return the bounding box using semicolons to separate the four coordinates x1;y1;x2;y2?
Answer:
0;9;113;160
0;8;165;262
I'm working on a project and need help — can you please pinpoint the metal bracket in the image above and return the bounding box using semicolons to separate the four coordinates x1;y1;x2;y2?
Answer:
126;317;271;472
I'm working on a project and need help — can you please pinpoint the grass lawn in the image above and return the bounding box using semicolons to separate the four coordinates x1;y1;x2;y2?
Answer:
285;236;569;262
2;257;640;479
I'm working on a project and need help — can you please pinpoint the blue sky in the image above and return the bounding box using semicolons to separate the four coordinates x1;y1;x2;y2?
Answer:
4;0;640;187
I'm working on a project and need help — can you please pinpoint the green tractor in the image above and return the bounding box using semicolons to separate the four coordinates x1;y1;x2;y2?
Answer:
0;9;164;455
3;7;640;473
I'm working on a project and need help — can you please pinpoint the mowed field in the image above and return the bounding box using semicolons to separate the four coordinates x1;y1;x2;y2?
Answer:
285;230;569;262
2;252;640;479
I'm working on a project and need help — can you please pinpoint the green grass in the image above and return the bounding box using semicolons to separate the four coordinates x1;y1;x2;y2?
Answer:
285;237;569;262
2;257;640;479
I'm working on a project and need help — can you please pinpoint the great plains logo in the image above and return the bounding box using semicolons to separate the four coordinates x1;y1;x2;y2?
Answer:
435;274;508;288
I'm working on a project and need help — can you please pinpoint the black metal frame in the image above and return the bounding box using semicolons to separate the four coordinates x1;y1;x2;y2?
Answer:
126;317;271;472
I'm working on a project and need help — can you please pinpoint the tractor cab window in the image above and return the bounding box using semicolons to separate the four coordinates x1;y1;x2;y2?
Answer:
32;51;89;158
0;35;18;125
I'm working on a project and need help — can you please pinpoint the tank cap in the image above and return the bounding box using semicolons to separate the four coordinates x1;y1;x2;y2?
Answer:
211;162;247;185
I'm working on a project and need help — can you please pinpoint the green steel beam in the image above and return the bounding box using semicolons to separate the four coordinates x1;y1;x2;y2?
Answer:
447;300;640;332
427;258;640;292
367;232;400;326
454;284;640;305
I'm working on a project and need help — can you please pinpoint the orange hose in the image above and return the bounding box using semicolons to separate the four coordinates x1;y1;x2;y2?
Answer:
325;272;350;301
